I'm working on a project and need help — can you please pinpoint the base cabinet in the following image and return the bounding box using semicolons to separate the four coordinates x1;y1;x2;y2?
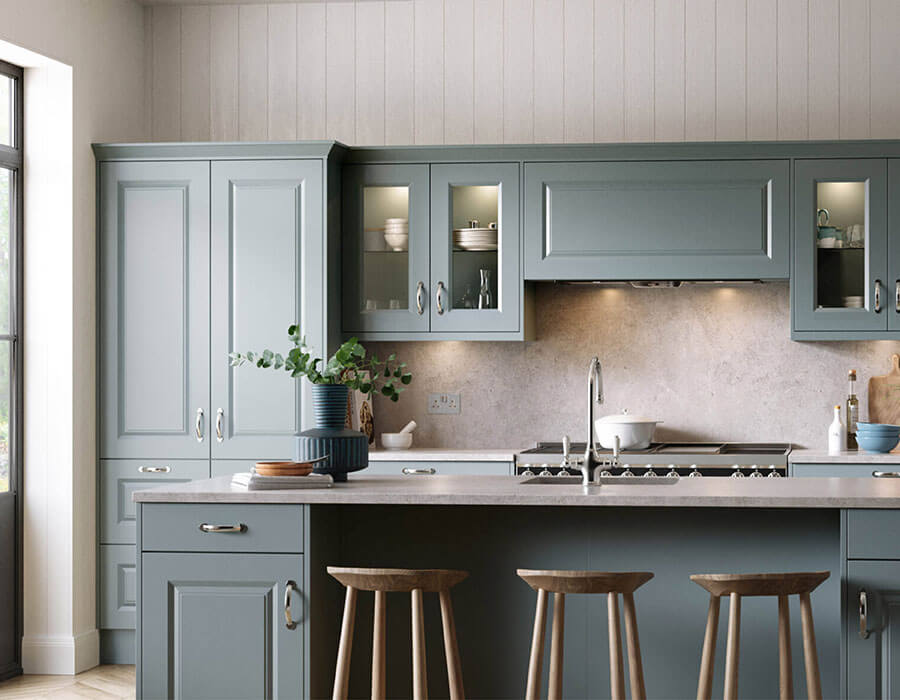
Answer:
846;560;900;698
140;552;304;700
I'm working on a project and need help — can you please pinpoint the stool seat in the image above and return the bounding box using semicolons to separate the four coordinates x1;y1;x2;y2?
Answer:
690;571;829;597
327;566;468;592
518;569;654;595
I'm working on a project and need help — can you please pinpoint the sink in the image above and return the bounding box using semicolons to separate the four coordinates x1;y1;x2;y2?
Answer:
520;475;679;485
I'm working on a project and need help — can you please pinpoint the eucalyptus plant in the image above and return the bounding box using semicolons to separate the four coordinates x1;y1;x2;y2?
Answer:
229;325;412;402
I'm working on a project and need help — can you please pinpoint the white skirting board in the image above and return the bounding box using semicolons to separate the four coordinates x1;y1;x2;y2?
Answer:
22;629;99;675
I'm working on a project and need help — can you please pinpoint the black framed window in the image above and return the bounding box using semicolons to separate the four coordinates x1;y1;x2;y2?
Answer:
0;57;22;680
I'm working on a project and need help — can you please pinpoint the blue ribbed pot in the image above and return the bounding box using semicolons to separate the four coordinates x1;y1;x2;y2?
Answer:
296;384;368;482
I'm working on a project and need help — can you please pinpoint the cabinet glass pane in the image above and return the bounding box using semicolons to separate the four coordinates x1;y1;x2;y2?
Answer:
362;186;409;312
815;181;867;310
0;169;10;334
0;341;9;494
450;185;499;310
0;75;11;147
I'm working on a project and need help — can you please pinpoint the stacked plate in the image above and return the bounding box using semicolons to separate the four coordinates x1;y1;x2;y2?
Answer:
383;218;408;251
453;225;498;251
842;296;864;308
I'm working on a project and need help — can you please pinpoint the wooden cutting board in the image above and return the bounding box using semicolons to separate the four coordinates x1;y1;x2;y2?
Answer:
868;354;900;426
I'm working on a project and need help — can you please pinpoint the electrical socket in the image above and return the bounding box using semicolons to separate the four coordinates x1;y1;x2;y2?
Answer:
427;393;461;414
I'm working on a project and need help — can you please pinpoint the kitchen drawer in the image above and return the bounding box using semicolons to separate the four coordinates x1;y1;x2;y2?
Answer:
847;509;900;559
101;459;209;544
364;460;512;476
791;463;900;478
100;544;136;629
141;503;304;553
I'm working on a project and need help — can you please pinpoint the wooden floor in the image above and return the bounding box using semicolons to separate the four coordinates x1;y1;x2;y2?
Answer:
0;665;135;699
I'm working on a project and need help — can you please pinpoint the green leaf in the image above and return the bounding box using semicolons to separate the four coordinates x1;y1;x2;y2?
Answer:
401;373;412;385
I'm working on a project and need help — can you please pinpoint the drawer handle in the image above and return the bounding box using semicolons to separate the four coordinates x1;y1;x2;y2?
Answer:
435;281;446;315
859;589;870;639
875;279;883;313
196;408;204;442
138;465;170;474
896;280;900;312
198;523;246;534
402;467;435;475
873;471;900;478
416;281;426;315
216;408;224;443
284;580;299;630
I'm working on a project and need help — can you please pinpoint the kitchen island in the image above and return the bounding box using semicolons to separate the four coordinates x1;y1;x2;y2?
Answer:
133;475;900;699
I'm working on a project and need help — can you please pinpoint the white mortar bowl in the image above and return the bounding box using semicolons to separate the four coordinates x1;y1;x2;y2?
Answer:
381;432;413;450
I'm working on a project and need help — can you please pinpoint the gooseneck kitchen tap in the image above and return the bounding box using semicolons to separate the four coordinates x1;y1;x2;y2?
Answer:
582;357;605;486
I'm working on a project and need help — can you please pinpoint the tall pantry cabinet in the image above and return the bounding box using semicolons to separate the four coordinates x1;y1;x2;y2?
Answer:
94;143;342;663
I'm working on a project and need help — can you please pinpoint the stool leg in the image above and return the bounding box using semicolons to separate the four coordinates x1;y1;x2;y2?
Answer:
411;588;428;700
799;592;823;700
333;586;357;700
526;588;548;700
372;590;386;700
608;592;626;700
697;594;720;700
549;592;565;700
622;591;647;700
724;592;741;700
439;589;465;700
778;595;793;700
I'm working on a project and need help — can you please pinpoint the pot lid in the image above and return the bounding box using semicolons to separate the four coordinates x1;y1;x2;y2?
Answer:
595;409;660;424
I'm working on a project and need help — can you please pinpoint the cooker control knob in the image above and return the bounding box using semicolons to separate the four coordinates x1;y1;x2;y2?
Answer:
749;464;763;478
767;464;782;477
521;468;535;477
620;463;635;477
688;464;703;477
731;465;746;478
538;463;553;477
666;464;680;478
557;468;571;477
643;463;658;477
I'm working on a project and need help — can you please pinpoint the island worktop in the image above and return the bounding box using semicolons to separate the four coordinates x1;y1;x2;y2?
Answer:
133;473;900;508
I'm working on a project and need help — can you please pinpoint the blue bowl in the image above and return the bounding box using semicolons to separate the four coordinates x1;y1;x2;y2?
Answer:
856;427;900;437
856;433;900;453
857;421;900;431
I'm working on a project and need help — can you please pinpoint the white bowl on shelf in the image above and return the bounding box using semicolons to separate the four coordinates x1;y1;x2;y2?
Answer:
381;432;413;450
384;232;409;251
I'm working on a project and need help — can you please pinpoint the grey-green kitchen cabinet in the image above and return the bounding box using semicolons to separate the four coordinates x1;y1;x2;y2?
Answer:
342;162;527;340
523;159;790;281
792;158;894;339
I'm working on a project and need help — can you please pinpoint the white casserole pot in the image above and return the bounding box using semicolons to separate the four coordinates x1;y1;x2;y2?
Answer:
593;409;661;450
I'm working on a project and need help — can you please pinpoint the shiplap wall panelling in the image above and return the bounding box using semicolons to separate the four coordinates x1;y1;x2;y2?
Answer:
654;0;685;142
326;1;356;144
356;0;385;145
623;0;654;141
297;2;326;140
715;0;746;140
181;5;211;142
533;0;564;143
151;5;181;141
384;0;414;145
474;0;503;144
564;0;594;143
239;5;268;140
777;0;808;139
414;0;444;144
808;0;839;139
871;0;900;138
268;3;297;140
444;0;475;144
594;0;625;142
684;0;716;140
502;0;534;143
840;0;870;139
746;0;777;140
210;4;238;141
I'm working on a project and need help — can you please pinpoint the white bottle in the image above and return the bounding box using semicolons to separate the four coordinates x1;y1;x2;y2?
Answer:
828;404;847;455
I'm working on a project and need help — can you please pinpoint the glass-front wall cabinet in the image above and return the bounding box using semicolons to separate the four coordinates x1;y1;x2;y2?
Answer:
794;159;888;334
343;162;521;338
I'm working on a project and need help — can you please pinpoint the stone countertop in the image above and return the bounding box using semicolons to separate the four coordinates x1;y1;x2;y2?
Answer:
789;449;900;464
368;448;523;462
134;474;900;508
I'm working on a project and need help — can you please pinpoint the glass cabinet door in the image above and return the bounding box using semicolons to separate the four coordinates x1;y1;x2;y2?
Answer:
888;160;900;332
430;163;520;333
342;164;430;333
794;159;888;332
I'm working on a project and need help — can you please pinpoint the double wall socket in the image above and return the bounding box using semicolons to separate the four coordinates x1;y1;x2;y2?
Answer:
428;393;460;414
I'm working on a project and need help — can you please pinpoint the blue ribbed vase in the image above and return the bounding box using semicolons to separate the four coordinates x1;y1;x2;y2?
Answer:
295;384;368;482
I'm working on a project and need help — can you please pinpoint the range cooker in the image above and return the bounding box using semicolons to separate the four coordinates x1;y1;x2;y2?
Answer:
515;442;791;478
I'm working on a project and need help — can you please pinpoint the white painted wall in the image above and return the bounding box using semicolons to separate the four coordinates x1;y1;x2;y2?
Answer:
0;0;146;675
147;0;900;144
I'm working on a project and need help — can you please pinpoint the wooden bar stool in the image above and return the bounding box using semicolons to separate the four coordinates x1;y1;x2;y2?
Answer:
517;569;654;700
690;570;830;700
327;566;468;700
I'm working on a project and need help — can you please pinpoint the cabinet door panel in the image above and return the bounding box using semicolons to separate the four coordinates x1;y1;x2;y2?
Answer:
793;159;888;333
141;552;304;700
342;164;430;333
211;160;323;459
524;160;789;280
100;161;210;458
847;560;900;698
888;160;900;331
101;544;137;629
430;163;521;332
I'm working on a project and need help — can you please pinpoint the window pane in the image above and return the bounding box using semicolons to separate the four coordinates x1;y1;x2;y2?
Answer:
0;75;12;147
0;169;9;334
0;341;9;493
